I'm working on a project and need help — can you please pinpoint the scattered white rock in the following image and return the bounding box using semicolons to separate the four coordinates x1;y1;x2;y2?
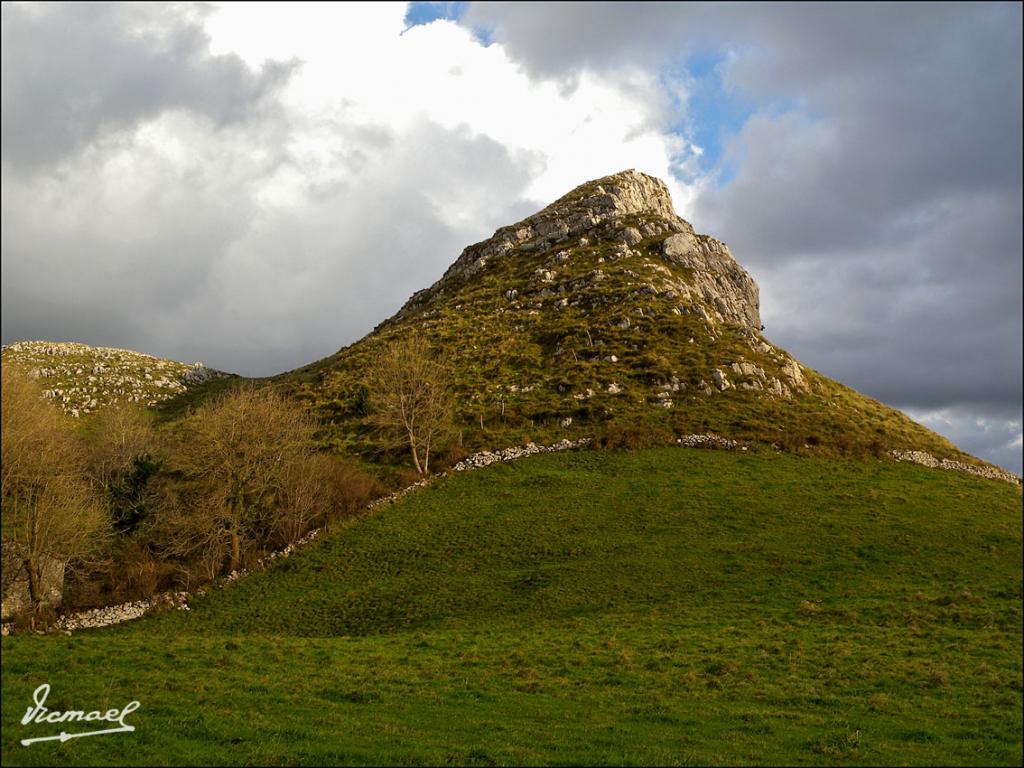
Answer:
1;341;228;416
616;226;643;245
711;368;733;391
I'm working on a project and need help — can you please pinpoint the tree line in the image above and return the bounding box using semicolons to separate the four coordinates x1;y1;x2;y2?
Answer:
1;336;452;623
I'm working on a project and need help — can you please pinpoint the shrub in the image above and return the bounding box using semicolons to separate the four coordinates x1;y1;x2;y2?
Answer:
160;384;325;575
1;363;108;618
597;422;675;450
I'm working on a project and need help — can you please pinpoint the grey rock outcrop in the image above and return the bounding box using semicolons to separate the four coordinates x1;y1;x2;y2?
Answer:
388;169;765;347
661;231;760;330
711;367;733;391
394;169;690;319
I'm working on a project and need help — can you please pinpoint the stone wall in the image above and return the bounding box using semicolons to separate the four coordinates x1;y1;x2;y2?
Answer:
890;450;1021;486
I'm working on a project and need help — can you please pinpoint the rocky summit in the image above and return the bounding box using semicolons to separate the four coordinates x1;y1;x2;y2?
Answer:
286;170;974;465
397;169;760;333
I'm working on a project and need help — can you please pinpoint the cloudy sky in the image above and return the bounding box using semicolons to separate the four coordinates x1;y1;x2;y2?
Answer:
2;2;1021;473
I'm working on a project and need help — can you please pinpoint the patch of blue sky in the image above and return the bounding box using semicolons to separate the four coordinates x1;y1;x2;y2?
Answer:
403;2;494;44
469;24;495;46
405;1;468;28
667;50;754;186
403;2;468;29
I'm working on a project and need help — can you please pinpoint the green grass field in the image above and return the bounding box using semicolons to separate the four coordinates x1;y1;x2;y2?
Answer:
2;448;1021;765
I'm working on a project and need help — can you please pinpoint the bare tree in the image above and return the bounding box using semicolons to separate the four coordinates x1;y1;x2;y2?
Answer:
1;364;107;614
85;401;161;535
86;401;156;490
365;337;452;475
165;384;322;574
274;453;333;546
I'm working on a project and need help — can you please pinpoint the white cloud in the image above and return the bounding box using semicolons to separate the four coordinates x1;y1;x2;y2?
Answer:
202;3;692;204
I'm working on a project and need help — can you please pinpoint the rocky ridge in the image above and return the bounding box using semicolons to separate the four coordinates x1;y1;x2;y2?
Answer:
1;340;229;416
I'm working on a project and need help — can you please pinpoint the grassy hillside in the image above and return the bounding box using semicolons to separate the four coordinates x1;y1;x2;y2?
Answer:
276;172;976;468
3;449;1020;765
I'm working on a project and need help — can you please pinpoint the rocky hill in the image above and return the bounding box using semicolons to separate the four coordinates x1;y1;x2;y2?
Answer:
283;170;973;464
1;341;229;417
3;171;985;468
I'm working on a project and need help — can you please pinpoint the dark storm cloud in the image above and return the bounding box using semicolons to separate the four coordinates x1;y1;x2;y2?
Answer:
462;2;1023;472
0;4;299;364
1;2;295;170
905;405;1022;476
755;188;1023;407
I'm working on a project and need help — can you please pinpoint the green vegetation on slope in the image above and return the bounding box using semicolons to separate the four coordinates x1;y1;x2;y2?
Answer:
279;207;972;468
3;449;1021;765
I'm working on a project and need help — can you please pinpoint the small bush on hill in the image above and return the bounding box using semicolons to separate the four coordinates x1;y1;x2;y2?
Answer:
597;422;676;450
